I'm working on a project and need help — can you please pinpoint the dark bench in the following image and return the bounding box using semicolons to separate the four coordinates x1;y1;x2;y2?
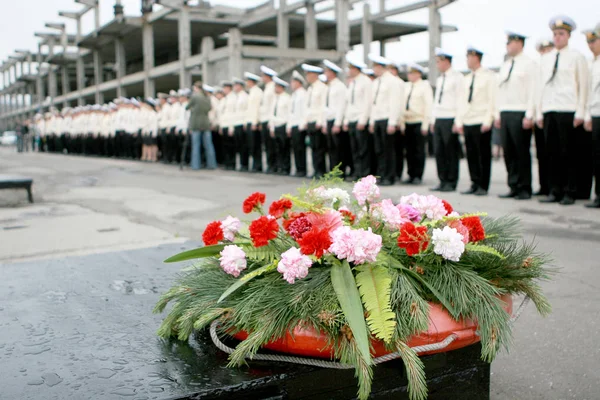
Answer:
0;175;34;203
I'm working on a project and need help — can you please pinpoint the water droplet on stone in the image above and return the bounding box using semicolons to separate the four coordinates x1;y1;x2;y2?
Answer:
42;372;63;387
110;388;136;397
98;369;117;379
27;379;44;386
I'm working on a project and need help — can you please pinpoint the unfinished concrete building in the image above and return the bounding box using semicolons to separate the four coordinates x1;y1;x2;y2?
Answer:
0;0;456;130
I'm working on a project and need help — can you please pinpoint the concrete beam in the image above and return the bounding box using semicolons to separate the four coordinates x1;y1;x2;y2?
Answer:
148;7;174;23
371;0;456;21
242;45;339;60
178;3;192;89
305;1;318;50
277;0;289;49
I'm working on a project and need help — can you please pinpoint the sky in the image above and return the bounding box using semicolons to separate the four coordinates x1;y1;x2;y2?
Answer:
0;0;597;75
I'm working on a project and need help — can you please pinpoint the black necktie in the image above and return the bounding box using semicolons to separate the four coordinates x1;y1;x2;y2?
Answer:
547;52;560;84
406;83;413;110
468;74;475;103
438;74;446;104
500;59;514;87
351;81;356;104
274;96;279;117
373;79;381;105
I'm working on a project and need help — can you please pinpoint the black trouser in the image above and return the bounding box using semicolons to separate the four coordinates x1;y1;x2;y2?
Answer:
165;129;177;163
212;130;223;165
247;123;262;172
373;119;396;183
395;129;405;180
534;126;550;194
575;126;593;199
543;112;577;199
592;117;600;199
115;131;124;157
261;121;276;172
291;126;307;176
434;118;460;188
234;125;248;170
308;122;327;177
500;111;532;195
274;125;291;174
326;120;343;175
222;127;236;169
404;123;426;181
159;128;168;162
464;124;492;191
348;121;371;178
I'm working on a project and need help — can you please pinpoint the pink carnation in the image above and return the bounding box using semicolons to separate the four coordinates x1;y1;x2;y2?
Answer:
221;216;241;241
277;247;313;284
219;245;247;277
306;210;343;232
329;226;382;265
399;193;447;221
352;175;380;206
448;220;469;244
397;203;422;223
372;199;406;229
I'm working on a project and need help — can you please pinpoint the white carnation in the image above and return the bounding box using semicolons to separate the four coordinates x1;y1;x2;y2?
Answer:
431;226;465;262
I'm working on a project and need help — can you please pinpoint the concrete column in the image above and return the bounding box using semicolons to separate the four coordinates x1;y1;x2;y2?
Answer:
277;0;289;49
93;49;104;104
305;1;318;50
178;2;191;89
201;36;214;85
61;66;70;106
115;37;127;98
336;0;350;68
37;45;45;106
428;3;441;84
227;28;243;79
76;17;85;106
26;54;33;76
379;0;386;12
361;2;373;63
47;41;58;102
380;40;386;57
142;18;155;98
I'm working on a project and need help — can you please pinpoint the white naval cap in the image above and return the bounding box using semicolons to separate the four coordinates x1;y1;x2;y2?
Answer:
260;65;278;77
301;63;324;73
144;97;157;107
322;59;342;73
434;47;453;59
178;88;192;97
232;77;245;85
536;38;554;49
362;68;375;76
273;76;289;87
291;70;306;85
407;63;425;74
244;72;261;82
549;15;576;32
130;98;140;107
583;23;600;41
202;84;215;93
466;45;484;56
368;53;392;66
346;55;367;70
318;74;327;83
220;80;233;87
168;90;178;97
505;31;528;41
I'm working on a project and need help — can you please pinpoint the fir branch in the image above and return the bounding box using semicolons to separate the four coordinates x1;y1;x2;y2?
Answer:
395;340;428;400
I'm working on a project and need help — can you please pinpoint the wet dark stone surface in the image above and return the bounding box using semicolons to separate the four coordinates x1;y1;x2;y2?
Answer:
0;243;490;399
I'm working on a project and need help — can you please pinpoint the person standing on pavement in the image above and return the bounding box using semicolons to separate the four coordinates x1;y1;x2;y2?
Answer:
269;77;292;175
259;66;278;174
537;16;590;206
430;48;465;192
232;78;249;171
388;62;408;183
344;56;373;180
188;81;216;170
302;63;328;179
243;72;263;173
495;32;538;200
583;23;600;208
533;39;555;196
455;46;497;196
322;59;348;177
288;71;308;177
402;63;433;185
220;81;237;170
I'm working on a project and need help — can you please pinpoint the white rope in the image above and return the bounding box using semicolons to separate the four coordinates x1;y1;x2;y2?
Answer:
209;295;530;369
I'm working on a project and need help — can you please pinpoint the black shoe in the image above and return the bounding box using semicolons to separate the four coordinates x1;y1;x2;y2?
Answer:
585;198;600;208
534;189;550;196
412;178;422;185
402;178;415;185
539;194;561;203
293;172;306;178
474;188;488;196
498;191;518;199
461;187;478;195
440;185;455;192
515;192;531;200
379;179;394;186
559;195;575;205
430;184;443;191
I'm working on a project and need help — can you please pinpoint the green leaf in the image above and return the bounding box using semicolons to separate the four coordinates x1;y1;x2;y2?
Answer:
330;260;372;367
380;254;458;317
355;265;396;343
243;243;279;262
164;242;250;263
465;243;505;259
218;262;278;303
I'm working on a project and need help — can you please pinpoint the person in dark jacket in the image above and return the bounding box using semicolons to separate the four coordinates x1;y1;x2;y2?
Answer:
187;81;217;170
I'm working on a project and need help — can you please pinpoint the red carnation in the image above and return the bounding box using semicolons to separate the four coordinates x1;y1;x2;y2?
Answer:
283;212;306;231
269;199;293;218
442;200;453;215
461;216;485;242
202;221;224;246
287;217;312;241
397;222;429;256
298;227;332;259
340;209;356;225
243;192;266;214
249;216;279;247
